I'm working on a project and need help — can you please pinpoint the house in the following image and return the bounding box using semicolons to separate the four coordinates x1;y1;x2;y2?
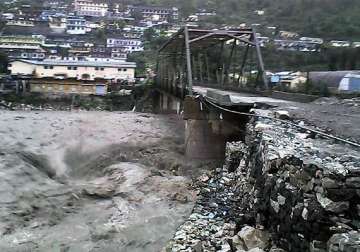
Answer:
0;35;46;60
9;57;136;81
352;42;360;48
299;37;324;45
28;78;109;95
74;0;108;17
309;71;360;93
8;58;137;95
128;5;178;22
329;40;351;48
279;31;299;39
271;71;307;90
6;19;35;27
106;38;143;53
66;16;87;34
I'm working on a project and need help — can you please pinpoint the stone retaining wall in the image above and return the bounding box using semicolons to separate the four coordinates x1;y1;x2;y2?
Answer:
239;109;360;251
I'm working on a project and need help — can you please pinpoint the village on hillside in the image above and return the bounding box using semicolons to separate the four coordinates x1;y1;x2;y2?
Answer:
0;0;359;96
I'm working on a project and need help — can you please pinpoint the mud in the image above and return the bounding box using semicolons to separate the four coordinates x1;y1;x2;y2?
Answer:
0;110;198;251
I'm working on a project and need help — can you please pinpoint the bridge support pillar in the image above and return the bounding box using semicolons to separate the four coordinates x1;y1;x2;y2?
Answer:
183;96;226;160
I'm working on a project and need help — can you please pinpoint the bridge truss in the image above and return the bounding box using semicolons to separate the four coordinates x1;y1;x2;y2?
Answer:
156;26;268;98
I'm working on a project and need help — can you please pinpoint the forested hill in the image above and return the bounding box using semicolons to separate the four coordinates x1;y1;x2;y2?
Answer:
128;0;360;40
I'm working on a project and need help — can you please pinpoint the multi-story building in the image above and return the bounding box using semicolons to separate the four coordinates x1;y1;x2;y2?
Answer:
106;38;143;53
128;5;178;22
66;16;87;34
8;57;136;82
8;57;137;95
74;0;108;17
0;36;46;60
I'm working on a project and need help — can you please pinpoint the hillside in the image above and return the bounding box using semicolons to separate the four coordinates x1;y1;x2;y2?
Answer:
127;0;360;40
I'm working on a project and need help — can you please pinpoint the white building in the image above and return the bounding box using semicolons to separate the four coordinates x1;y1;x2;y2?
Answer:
74;0;108;17
329;40;351;48
8;58;136;82
107;38;143;53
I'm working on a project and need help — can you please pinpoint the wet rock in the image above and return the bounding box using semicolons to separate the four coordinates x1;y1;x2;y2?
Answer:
346;177;360;188
310;240;326;252
82;184;115;198
274;110;290;120
237;226;270;250
231;234;246;251
316;193;349;213
327;231;360;252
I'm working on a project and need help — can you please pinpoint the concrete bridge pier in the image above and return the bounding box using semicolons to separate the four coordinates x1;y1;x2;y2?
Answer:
183;96;231;160
153;90;182;114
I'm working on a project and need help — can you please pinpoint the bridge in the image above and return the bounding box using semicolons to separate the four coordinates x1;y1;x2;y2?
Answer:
155;26;268;98
154;26;279;161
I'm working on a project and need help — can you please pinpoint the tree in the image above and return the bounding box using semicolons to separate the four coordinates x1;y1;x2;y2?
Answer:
0;53;9;74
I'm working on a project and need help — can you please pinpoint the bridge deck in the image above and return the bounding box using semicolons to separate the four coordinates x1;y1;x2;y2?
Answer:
193;86;292;107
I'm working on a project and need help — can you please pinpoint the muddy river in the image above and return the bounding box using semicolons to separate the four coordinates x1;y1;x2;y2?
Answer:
0;110;196;252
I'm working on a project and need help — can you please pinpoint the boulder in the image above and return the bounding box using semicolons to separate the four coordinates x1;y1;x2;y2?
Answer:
237;226;270;250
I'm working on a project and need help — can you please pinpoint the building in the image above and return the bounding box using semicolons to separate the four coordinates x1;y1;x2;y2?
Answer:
74;0;108;17
0;36;46;60
270;71;307;90
8;57;136;82
28;78;108;95
309;71;360;93
128;5;178;22
49;15;67;33
66;16;87;34
106;38;143;53
6;19;35;27
329;40;351;48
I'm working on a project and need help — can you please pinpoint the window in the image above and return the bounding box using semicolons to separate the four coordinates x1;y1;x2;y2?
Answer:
100;67;104;71
95;67;99;70
67;66;77;70
123;68;127;72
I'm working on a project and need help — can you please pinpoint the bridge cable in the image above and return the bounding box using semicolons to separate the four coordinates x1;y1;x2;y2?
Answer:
200;96;360;149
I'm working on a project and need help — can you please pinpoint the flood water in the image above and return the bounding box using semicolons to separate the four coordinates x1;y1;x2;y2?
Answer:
0;110;195;251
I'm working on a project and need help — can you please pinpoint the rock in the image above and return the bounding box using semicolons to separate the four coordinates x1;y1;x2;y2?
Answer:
172;192;189;203
327;231;360;252
322;177;341;189
248;248;265;252
274;110;290;120
237;226;270;250
232;235;246;251
82;184;115;198
269;246;287;252
316;193;349;213
191;241;203;252
310;240;326;252
346;177;360;188
270;199;280;213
